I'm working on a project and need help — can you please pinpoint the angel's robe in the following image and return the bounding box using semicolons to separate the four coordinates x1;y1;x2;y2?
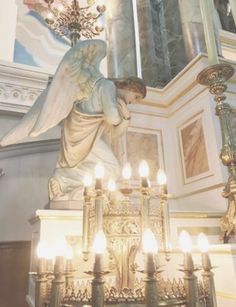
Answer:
50;78;129;199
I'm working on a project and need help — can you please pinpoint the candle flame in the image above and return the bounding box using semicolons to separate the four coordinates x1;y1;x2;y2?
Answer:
46;12;54;20
179;230;192;253
142;228;158;253
122;162;132;180
83;174;92;187
157;168;167;185
93;230;107;254
197;233;209;253
95;162;105;179
54;236;67;257
65;244;74;260
107;178;116;191
139;160;149;177
36;241;48;258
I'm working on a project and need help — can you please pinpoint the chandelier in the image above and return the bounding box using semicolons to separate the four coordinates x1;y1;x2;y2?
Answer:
28;0;106;46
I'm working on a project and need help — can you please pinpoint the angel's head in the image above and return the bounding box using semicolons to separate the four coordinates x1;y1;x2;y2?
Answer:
112;76;147;105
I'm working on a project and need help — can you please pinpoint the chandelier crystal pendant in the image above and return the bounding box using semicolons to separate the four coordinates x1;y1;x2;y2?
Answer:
33;0;106;46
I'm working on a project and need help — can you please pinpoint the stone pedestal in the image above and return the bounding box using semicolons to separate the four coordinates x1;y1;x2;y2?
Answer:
26;209;83;307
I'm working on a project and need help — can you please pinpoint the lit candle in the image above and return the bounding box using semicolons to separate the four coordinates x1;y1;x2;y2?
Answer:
179;230;194;271
93;230;107;273
36;241;47;274
107;178;116;192
139;160;149;188
139;160;150;230
120;162;132;196
122;162;132;182
199;0;219;65
157;168;171;260
157;168;167;195
54;236;67;273
65;244;74;272
95;163;105;232
83;174;92;256
107;178;116;203
197;233;211;269
83;174;92;197
198;233;217;307
95;162;105;190
142;228;158;273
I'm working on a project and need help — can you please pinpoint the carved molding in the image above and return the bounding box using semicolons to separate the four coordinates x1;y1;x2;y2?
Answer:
0;61;50;114
0;139;59;159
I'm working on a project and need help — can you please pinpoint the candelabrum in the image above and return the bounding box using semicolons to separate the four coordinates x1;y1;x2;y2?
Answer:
197;63;236;242
33;163;218;307
27;0;106;46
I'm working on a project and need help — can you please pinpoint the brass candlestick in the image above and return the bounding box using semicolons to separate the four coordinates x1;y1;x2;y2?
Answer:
197;63;236;242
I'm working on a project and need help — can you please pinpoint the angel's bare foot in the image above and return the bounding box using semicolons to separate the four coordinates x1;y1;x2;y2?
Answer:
49;178;64;200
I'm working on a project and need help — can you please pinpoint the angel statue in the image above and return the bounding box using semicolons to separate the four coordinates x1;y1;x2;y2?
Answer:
0;39;146;204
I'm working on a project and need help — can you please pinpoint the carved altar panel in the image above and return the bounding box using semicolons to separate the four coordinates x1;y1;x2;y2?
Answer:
178;112;211;184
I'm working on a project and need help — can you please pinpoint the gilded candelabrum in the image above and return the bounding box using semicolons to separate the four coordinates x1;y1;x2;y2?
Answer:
197;63;236;242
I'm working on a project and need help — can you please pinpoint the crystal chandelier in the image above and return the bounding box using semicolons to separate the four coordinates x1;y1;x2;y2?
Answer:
29;0;106;46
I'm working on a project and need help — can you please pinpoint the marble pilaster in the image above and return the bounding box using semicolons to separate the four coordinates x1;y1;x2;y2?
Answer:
105;0;137;78
136;0;187;87
178;0;206;61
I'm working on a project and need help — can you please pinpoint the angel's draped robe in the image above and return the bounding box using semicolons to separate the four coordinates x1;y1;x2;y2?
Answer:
51;78;129;199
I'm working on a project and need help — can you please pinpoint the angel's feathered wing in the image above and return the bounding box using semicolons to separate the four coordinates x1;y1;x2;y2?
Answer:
0;39;106;146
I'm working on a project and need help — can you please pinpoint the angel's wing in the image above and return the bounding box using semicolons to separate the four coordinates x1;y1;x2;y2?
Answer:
0;89;48;146
0;39;107;145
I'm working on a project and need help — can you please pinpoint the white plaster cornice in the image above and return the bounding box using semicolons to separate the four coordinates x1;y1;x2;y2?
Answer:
142;54;236;109
0;60;50;113
0;139;59;159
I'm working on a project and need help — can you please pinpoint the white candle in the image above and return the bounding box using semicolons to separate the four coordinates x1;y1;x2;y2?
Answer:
139;160;149;188
179;230;194;270
199;0;219;65
93;231;107;273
